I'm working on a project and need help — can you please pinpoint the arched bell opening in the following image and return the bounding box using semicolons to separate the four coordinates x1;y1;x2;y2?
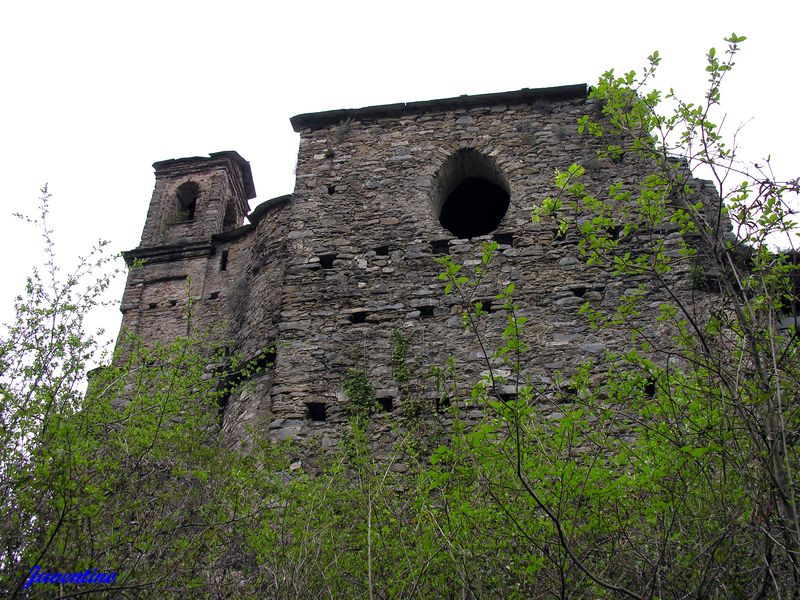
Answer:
175;181;200;221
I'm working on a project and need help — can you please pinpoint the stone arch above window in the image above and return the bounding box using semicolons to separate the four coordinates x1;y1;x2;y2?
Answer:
430;148;510;238
175;181;200;221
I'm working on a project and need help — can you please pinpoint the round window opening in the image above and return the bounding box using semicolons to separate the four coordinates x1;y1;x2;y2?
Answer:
432;149;510;239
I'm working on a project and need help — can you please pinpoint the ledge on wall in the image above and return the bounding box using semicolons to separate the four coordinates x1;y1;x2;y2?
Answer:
122;240;213;266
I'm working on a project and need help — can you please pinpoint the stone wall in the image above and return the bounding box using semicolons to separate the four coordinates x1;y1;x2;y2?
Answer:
116;86;721;451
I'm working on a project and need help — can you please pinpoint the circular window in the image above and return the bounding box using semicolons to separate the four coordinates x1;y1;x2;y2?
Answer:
431;149;510;238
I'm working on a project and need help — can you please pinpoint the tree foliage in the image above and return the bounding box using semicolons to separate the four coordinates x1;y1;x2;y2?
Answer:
518;33;800;596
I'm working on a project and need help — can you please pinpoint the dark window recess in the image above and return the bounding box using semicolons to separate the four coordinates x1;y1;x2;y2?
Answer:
223;347;276;390
220;250;229;271
497;391;517;402
319;253;337;269
607;225;623;240
439;177;510;238
169;300;178;307
493;232;514;247
433;150;510;239
176;181;200;221
691;265;722;293
222;201;239;230
430;239;450;255
327;185;336;195
557;384;578;403
704;275;721;293
209;291;220;300
644;378;657;397
374;245;390;256
250;348;276;372
376;397;393;412
217;392;230;422
148;302;158;310
475;299;495;313
419;305;435;317
570;286;587;298
307;402;327;422
553;228;567;241
436;396;451;411
348;311;368;324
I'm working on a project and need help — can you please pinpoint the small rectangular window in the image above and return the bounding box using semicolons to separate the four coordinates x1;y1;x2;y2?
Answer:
319;254;337;269
492;232;514;247
430;239;450;255
306;402;327;422
348;310;368;324
220;250;229;271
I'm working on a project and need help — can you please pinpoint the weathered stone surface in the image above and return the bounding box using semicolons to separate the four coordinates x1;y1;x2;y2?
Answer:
115;86;727;451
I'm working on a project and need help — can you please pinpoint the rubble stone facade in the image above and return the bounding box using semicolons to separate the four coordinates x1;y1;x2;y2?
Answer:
117;85;716;449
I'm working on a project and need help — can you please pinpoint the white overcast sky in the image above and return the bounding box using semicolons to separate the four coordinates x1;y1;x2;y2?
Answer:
1;0;797;347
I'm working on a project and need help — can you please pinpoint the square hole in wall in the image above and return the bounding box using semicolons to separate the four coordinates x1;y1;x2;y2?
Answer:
430;239;450;255
436;396;451;411
556;384;578;403
306;402;327;422
374;245;390;256
348;310;369;324
497;391;517;402
493;232;514;247
475;299;495;313
570;286;587;298
319;253;337;269
419;305;435;317
376;397;393;412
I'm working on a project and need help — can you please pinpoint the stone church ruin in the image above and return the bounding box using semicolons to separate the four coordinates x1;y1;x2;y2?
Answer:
116;84;720;447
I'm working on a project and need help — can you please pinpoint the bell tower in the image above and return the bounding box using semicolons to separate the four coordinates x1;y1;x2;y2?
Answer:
118;151;256;345
138;151;255;247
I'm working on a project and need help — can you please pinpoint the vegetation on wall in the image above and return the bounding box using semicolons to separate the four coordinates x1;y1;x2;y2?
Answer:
343;367;376;419
2;34;799;598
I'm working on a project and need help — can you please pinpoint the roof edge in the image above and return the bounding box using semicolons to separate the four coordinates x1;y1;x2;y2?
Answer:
290;84;588;132
152;151;256;200
248;194;292;226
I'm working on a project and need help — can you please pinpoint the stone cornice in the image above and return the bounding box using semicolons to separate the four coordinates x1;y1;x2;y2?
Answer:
290;84;587;132
122;240;213;266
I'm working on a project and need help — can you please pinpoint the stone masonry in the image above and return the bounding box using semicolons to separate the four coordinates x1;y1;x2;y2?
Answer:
117;85;719;450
